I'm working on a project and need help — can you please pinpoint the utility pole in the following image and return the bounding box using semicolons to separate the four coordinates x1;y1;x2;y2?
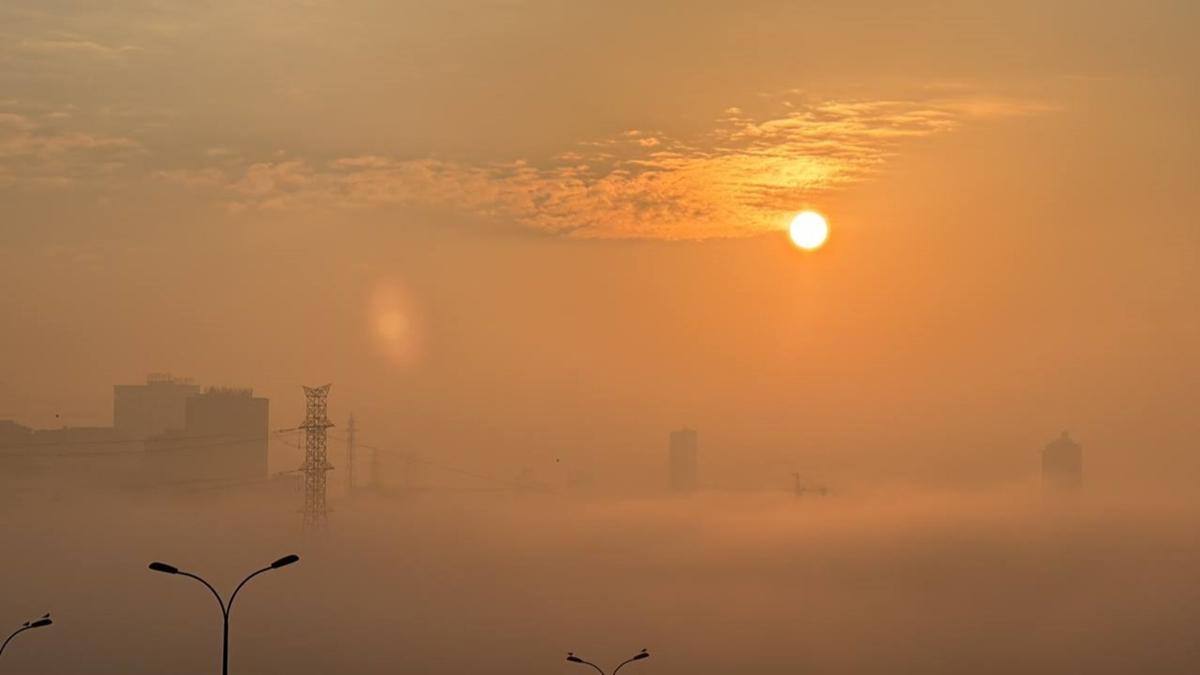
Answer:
300;385;333;530
346;413;357;493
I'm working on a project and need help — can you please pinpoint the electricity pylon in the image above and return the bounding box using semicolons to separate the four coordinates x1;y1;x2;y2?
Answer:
300;385;334;529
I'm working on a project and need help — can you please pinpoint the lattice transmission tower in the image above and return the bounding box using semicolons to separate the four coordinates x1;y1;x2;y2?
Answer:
300;384;334;529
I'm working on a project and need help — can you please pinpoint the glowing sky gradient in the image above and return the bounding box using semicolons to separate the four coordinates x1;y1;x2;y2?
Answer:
1;1;1197;486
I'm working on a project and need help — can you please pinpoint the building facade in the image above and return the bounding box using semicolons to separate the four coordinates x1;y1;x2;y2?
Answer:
3;375;272;494
113;373;200;438
144;387;270;487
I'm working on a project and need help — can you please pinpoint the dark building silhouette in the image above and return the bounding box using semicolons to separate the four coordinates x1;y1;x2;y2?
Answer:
669;428;698;493
0;420;140;489
1042;431;1082;489
144;387;269;487
2;375;271;493
0;420;39;480
0;419;33;445
113;373;200;438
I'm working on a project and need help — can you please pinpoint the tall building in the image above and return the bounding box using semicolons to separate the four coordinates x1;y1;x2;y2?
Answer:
185;387;270;481
669;428;698;493
113;373;200;438
143;387;269;487
1042;431;1082;489
3;375;272;494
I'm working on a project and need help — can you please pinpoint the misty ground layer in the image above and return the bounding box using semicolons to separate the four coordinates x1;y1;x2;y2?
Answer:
3;484;1199;675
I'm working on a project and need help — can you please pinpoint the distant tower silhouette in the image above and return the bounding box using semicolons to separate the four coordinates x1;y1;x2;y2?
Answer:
1042;431;1082;489
300;385;334;529
345;413;357;492
669;428;698;493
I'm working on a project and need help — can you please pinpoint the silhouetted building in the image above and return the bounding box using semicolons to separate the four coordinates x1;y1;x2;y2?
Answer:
0;420;38;480
113;373;199;438
144;387;269;487
0;419;33;446
3;376;274;495
1042;431;1082;489
669;428;698;493
1;422;141;489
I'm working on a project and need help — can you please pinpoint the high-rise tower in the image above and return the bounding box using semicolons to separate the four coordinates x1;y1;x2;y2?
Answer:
1042;431;1082;489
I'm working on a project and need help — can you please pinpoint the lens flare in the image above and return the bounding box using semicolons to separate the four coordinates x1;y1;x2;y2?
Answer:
368;280;421;367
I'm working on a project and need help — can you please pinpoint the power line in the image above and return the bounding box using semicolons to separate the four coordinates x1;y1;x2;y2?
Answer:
340;436;529;490
0;430;301;458
0;428;300;452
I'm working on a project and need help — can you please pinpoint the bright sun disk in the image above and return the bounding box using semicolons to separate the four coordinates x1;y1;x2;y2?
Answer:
789;211;829;250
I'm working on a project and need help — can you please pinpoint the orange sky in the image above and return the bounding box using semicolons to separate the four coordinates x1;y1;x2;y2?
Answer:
2;0;1198;488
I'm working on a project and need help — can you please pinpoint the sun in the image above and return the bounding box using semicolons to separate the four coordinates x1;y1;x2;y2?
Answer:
789;211;829;251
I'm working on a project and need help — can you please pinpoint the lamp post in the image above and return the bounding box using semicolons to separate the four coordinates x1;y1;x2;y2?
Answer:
567;649;650;675
0;614;53;660
148;554;299;675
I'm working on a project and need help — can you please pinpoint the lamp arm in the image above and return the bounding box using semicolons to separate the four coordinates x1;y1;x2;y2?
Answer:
578;659;607;675
179;572;228;617
0;626;29;658
227;567;272;616
612;657;637;675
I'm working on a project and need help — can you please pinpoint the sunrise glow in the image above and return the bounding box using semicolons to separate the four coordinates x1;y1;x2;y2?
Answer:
788;211;829;251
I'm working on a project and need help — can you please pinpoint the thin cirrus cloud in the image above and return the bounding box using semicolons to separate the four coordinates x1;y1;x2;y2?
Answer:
17;36;142;58
0;111;143;188
1;91;1047;231
157;94;1050;240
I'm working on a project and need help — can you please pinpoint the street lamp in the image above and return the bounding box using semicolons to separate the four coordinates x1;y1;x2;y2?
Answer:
147;555;299;675
0;614;53;660
567;649;650;675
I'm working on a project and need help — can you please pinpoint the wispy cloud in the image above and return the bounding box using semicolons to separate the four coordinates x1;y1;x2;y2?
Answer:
2;90;1049;238
158;93;1048;239
0;111;143;187
17;36;142;58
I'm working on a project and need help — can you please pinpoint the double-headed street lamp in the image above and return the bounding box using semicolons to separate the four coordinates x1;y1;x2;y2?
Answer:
567;649;650;675
0;614;53;660
148;554;299;675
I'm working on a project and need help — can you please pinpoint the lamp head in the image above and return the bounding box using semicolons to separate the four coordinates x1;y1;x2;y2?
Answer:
148;562;179;575
30;618;52;629
566;653;583;663
633;650;650;661
270;554;300;569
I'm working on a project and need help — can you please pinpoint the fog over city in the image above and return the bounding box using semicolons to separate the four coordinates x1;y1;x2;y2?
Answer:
3;1;1199;674
6;483;1200;674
